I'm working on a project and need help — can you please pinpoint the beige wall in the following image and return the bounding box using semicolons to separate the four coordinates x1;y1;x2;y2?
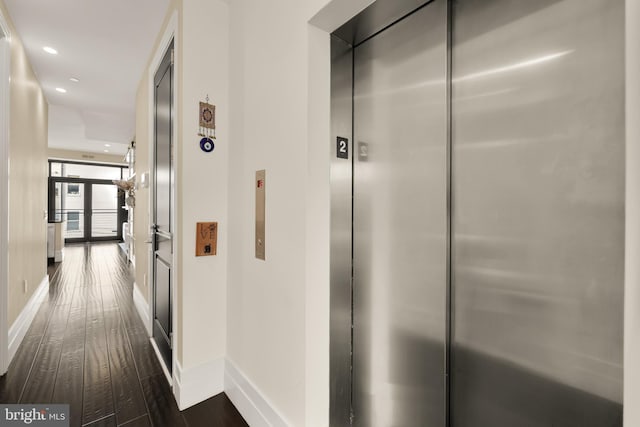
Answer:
226;1;336;425
0;0;49;326
134;70;150;304
179;0;228;369
226;1;308;424
48;148;126;165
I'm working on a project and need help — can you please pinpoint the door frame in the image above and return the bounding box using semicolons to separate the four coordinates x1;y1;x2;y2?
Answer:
147;10;178;385
0;7;10;376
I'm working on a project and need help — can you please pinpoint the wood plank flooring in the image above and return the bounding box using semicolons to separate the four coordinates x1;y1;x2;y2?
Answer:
0;243;248;427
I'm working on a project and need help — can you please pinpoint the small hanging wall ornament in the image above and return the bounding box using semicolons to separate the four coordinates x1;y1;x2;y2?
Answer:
199;95;216;153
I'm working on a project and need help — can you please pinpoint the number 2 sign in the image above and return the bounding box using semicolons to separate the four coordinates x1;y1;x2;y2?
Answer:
337;137;349;159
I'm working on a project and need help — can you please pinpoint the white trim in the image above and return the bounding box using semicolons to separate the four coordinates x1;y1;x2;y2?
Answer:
8;275;48;364
0;7;10;376
308;0;374;32
174;359;225;410
54;248;64;263
224;360;290;427
147;10;179;390
132;282;152;336
150;337;173;386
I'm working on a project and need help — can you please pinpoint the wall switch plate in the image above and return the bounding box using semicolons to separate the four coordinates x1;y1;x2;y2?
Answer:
140;172;150;189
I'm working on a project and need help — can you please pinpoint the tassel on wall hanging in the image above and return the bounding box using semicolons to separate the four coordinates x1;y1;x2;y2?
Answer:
199;95;216;153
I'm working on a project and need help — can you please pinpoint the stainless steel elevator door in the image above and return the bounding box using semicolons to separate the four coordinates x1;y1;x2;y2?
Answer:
451;0;624;426
352;1;448;426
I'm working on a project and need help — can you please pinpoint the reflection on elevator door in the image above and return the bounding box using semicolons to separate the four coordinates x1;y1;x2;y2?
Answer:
352;2;448;426
330;0;624;426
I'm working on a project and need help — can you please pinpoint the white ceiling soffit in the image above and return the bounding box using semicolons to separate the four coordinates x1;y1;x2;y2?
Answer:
3;0;170;156
48;104;129;155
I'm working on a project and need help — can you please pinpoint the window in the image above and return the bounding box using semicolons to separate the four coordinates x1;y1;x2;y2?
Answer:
48;161;126;180
67;184;80;195
67;211;80;231
50;162;62;177
63;163;122;180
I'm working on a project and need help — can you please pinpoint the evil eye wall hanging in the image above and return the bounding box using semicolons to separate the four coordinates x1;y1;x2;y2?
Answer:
200;137;215;153
199;95;216;153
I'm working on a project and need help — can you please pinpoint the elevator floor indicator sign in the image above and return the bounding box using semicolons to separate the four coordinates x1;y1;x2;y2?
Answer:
337;137;349;159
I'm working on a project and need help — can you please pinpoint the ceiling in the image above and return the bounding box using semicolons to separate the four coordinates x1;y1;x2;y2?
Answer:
3;0;170;157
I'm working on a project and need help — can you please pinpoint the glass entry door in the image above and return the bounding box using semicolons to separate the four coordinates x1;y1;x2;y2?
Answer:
91;184;119;239
57;182;86;240
49;178;124;243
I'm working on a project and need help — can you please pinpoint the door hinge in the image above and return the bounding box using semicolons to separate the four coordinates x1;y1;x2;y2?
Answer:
170;49;174;65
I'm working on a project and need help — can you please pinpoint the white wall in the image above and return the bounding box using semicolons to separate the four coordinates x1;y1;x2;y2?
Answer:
625;0;640;425
179;0;229;370
226;0;351;425
227;1;311;425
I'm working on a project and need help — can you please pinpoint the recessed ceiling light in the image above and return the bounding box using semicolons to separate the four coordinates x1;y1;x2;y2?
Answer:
69;77;80;83
55;87;66;93
104;144;111;147
43;46;58;55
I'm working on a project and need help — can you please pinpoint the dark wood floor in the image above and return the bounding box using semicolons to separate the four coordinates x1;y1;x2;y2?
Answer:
0;243;248;427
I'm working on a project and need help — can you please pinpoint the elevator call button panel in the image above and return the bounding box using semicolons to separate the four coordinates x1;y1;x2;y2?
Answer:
255;170;266;260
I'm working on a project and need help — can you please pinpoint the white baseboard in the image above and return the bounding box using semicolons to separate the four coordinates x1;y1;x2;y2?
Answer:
54;248;64;263
8;275;49;364
224;359;290;427
174;358;225;410
132;282;151;336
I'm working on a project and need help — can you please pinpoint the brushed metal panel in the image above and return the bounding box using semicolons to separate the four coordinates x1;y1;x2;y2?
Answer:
255;170;266;260
329;35;354;427
451;0;624;425
352;2;448;426
333;0;432;47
